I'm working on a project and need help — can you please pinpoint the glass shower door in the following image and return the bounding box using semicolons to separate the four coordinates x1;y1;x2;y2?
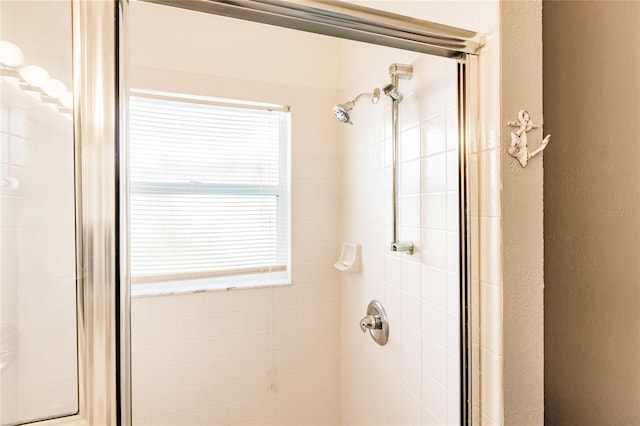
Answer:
0;1;78;424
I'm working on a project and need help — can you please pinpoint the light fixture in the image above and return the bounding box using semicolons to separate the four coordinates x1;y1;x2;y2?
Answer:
0;41;24;68
1;40;71;115
19;65;49;88
43;79;67;99
60;91;73;110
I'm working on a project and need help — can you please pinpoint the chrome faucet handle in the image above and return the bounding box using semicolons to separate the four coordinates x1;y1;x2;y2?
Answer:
359;300;389;346
360;314;381;333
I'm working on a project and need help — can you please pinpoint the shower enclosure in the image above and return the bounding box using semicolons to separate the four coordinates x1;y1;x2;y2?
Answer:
0;1;482;425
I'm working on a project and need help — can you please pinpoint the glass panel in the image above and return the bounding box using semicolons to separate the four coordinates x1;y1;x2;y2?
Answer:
0;1;78;424
129;3;462;425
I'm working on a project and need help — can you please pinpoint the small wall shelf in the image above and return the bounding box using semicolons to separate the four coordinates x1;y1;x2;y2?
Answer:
334;242;361;273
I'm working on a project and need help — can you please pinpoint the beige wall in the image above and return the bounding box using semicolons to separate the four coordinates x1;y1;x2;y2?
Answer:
544;1;640;424
500;1;545;425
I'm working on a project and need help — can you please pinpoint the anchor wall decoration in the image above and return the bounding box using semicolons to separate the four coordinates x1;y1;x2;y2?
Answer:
507;110;550;167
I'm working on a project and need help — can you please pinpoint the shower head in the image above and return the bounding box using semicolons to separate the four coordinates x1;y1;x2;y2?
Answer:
333;88;380;125
333;103;353;124
383;83;403;102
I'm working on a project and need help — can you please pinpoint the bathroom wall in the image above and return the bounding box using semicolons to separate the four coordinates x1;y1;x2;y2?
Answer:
0;1;78;424
0;2;546;425
128;2;540;426
129;3;342;425
337;1;503;425
338;43;461;426
544;2;640;424
500;2;545;424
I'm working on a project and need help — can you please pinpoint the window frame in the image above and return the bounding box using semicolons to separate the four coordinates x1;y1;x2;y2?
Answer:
128;90;291;292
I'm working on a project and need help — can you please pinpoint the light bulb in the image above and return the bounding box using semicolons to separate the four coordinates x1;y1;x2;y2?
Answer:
0;41;24;68
60;91;73;109
43;79;66;99
19;65;49;88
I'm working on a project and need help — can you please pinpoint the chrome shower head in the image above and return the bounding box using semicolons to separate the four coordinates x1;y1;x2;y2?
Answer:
333;88;380;125
333;103;353;124
383;83;403;102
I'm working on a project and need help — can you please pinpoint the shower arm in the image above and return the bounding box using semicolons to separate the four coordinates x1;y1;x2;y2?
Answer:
389;64;414;254
351;89;381;107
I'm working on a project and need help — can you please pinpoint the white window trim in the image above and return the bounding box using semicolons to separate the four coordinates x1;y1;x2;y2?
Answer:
131;270;293;298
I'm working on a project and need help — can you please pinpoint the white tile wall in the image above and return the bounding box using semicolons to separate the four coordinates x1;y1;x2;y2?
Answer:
338;1;503;425
131;284;341;426
0;83;78;425
475;1;503;424
130;72;342;424
339;42;461;424
129;4;345;423
130;2;504;426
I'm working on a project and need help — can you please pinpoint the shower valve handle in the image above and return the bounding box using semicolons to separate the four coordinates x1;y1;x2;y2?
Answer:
360;314;382;333
359;300;389;345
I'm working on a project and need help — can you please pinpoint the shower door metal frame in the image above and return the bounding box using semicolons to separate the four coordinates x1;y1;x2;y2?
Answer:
20;1;131;425
20;1;478;425
458;54;479;426
129;2;479;424
72;2;132;422
123;0;480;425
141;0;484;58
73;0;132;422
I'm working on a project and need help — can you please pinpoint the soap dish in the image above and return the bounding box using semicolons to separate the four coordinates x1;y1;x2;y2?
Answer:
334;242;361;272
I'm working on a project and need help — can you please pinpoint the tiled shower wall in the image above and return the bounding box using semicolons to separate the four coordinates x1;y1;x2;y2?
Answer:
338;44;461;426
131;278;341;425
338;1;502;425
130;3;342;424
130;77;342;426
129;75;342;425
130;2;504;426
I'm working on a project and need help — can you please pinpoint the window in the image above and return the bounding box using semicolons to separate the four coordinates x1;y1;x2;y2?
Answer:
129;92;290;291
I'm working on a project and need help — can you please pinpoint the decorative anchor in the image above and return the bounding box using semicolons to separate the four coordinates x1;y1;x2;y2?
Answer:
507;110;551;168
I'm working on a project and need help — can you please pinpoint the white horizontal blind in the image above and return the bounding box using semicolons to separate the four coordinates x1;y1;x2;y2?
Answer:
129;94;289;282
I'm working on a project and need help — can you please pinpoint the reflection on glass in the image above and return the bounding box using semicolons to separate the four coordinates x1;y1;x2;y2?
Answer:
0;1;78;425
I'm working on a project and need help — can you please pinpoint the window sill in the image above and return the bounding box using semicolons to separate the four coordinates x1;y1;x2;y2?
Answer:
131;271;292;298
